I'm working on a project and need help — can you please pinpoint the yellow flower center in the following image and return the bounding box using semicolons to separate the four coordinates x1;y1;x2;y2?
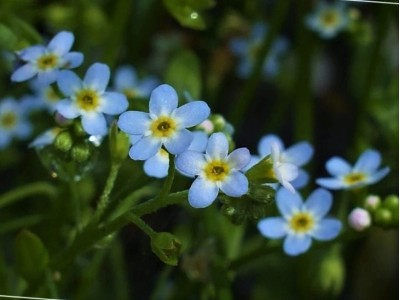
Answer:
320;10;340;27
204;160;230;182
343;172;366;185
0;112;17;129
289;212;315;233
159;148;169;159
36;53;59;71
76;89;100;111
150;116;177;138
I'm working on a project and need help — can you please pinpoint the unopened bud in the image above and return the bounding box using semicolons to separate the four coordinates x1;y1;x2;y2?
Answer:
71;143;90;162
373;208;392;228
151;232;182;266
364;195;381;211
348;208;371;231
54;131;72;152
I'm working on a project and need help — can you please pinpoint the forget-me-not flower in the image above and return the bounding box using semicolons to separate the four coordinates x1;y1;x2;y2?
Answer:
305;2;350;39
118;84;210;160
113;65;159;100
11;31;84;86
316;149;390;190
258;188;342;256
229;22;288;79
29;79;61;113
56;63;128;136
175;132;251;208
0;98;33;149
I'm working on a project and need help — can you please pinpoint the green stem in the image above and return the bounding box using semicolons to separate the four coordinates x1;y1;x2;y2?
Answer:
69;180;81;229
153;153;175;202
127;213;156;238
0;182;57;210
228;0;290;127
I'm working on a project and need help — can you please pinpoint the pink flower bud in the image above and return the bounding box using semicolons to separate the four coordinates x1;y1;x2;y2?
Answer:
348;208;371;231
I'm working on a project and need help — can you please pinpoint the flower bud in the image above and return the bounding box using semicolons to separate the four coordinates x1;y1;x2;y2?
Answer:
382;195;399;211
373;208;392;228
151;232;182;266
364;195;381;211
348;208;371;231
54;131;73;152
71;143;90;163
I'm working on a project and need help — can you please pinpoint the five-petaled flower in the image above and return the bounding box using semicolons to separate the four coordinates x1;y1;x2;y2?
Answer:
56;63;128;136
11;31;84;86
316;149;390;190
258;188;342;256
175;132;251;208
118;84;210;160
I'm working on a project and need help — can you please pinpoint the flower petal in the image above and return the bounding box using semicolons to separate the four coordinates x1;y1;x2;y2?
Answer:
149;84;178;116
258;134;284;157
304;188;333;219
258;217;287;238
175;150;206;176
19;45;45;61
282;142;314;167
174;101;210;128
11;64;37;82
56;99;80;119
84;63;110;92
101;92;128;115
227;148;251;170
37;70;59;86
367;167;390;184
47;31;74;55
283;234;312;256
143;151;169;178
276;188;303;217
291;169;309;189
62;52;84;68
220;171;248;197
117;111;150;135
188;178;219;208
326;157;352;176
164;128;193;155
206;132;229;159
81;113;107;136
114;66;137;91
57;70;82;96
353;149;381;173
129;136;161;160
188;131;208;152
312;218;342;241
316;178;344;190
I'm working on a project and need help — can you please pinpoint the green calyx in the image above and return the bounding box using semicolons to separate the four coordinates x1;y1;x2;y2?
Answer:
245;155;278;185
151;232;182;266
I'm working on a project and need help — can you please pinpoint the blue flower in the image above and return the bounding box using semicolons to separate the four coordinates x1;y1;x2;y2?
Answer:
247;134;314;191
175;132;251;208
113;65;159;100
229;22;288;79
118;84;210;160
0;98;33;149
29;79;61;113
316;149;390;190
258;188;342;256
11;31;84;86
305;2;350;39
56;63;128;136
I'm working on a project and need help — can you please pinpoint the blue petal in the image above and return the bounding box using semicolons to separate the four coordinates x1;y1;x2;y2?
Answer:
326;157;352;176
257;134;284;157
353;149;381;173
62;52;84;68
11;64;37;82
137;77;159;97
243;155;260;172
282;142;314;167
37;70;59;86
188;178;219;208
0;134;11;149
174;101;210;128
206;132;229;159
227;148;251;170
220;171;248;197
291;169;309;189
56;99;80;119
129;134;142;145
175;150;205;176
19;45;45;61
101;92;128;115
47;31;74;55
163;128;192;155
84;63;110;92
276;188;303;217
114;66;137;91
316;178;344;190
367;167;390;184
129;136;161;160
229;38;248;56
304;188;332;219
188;131;208;152
312;218;342;241
14;121;32;139
258;217;287;238
283;234;312;256
117;111;150;135
81;113;107;136
143;151;169;178
149;84;178;116
57;70;82;96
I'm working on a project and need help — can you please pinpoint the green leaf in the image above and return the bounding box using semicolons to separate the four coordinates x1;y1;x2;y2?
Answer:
15;230;49;282
164;50;202;100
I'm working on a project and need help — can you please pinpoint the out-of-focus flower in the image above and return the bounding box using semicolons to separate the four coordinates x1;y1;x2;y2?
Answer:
118;84;210;160
113;65;159;100
316;149;390;190
29;79;61;113
11;31;84;86
29;127;62;149
229;22;288;78
348;207;371;231
56;63;128;136
258;188;342;256
305;2;350;39
175;132;250;208
0;98;33;149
